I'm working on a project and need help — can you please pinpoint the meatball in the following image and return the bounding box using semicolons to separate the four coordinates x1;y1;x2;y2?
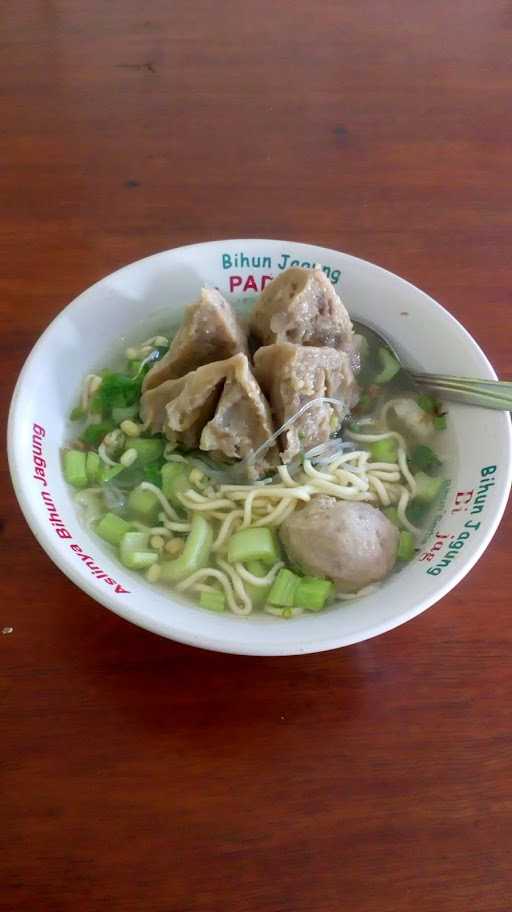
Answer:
279;496;399;592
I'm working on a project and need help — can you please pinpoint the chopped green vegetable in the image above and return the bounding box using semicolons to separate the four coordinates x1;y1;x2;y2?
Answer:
143;464;162;488
406;499;430;525
410;444;442;474
294;577;333;612
161;462;191;508
69;405;86;421
96;512;132;546
417;394;447;429
96;371;142;411
383;506;400;527
227;527;280;565
244;560;272;607
374;347;400;384
160;514;213;583
414;471;444;503
268;568;300;607
100;463;124;484
112;404;139;425
81;420;115;447
417;394;437;413
88;394;105;415
199;591;226;612
63;450;88;488
398;530;415;561
86;451;102;484
127;437;164;466
127;486;161;523
369;438;398;463
119;531;159;570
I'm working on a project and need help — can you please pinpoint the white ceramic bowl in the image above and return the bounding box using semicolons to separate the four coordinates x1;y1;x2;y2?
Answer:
8;240;512;655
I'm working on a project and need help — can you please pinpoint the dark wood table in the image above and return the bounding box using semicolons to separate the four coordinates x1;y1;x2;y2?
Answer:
2;3;511;910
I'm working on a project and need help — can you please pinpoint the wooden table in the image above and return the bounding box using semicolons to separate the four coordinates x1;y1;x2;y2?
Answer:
2;3;511;910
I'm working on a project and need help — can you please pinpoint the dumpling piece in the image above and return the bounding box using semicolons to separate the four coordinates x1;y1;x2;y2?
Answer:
200;358;279;477
140;359;228;443
140;354;278;476
143;287;247;391
279;497;399;592
254;343;358;463
250;266;353;351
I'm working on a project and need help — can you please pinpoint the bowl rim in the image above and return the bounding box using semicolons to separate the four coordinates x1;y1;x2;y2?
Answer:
7;239;512;655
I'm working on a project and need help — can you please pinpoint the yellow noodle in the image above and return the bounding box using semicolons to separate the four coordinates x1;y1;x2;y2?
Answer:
397;447;417;496
368;474;391;506
396;486;421;536
235;561;284;587
216;559;252;615
176;567;242;614
252;498;297;527
178;494;237;512
140;482;180;520
241;490;261;529
162;519;192;533
224;486;313;502
277;465;298;487
369;469;401;482
213;510;243;552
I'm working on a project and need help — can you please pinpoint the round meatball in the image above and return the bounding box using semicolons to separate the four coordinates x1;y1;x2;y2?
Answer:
279;496;399;592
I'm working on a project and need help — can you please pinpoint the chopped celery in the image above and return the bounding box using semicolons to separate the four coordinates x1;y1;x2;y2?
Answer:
69;405;86;421
406;499;429;525
244;560;272;608
160;514;213;583
434;414;447;431
127;486;160;523
294;577;333;612
383;506;400;527
96;512;132;546
398;530;415;561
161;462;191;508
81;420;115;447
268;568;300;607
410;444;442;474
374;347;400;384
227;527;280;565
128;437;164;466
86;451;101;484
417;394;437;413
119;531;158;570
100;463;124;484
414;471;443;503
369;437;398;463
143;464;162;488
63;449;88;488
112;404;139;425
200;591;226;612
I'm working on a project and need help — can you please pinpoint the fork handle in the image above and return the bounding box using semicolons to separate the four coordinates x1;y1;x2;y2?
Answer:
411;373;512;411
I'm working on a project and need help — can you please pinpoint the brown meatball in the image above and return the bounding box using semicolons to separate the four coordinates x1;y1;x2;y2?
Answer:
279;496;399;592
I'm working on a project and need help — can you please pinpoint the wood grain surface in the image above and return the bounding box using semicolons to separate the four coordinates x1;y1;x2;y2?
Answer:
1;2;511;910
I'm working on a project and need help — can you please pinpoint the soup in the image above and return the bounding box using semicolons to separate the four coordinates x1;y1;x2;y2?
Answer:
62;267;447;617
